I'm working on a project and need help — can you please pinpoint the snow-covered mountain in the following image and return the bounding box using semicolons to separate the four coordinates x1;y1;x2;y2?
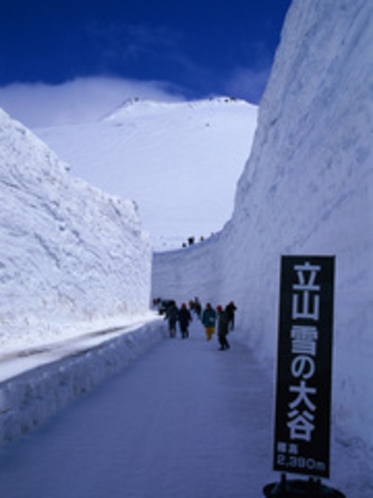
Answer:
153;0;373;451
34;97;258;250
0;109;152;353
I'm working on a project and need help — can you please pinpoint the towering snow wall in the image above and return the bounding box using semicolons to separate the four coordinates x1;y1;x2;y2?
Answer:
0;109;152;351
152;0;373;447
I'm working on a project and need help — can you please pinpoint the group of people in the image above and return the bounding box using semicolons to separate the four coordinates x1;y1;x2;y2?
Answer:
201;301;236;350
162;297;237;351
163;300;192;339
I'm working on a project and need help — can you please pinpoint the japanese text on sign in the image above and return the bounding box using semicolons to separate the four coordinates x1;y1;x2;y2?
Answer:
273;256;335;478
288;262;320;442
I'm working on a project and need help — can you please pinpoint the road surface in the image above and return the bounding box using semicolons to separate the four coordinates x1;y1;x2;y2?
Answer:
0;319;278;498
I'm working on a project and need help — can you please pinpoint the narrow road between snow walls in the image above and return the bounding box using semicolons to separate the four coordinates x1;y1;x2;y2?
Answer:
0;319;369;497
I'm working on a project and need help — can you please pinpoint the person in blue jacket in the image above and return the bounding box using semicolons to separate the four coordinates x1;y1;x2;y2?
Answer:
201;303;217;340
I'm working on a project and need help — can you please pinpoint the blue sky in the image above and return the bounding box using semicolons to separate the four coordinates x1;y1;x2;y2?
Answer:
0;0;291;104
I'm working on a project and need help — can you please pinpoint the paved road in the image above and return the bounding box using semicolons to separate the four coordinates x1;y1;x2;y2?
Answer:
0;320;276;498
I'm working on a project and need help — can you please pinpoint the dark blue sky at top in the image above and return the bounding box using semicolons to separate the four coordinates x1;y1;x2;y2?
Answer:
0;0;292;103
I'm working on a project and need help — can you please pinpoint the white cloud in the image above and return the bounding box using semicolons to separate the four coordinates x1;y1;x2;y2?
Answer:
224;66;271;104
0;77;185;128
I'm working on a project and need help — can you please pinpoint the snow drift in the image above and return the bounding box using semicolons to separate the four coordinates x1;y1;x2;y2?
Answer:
0;109;152;353
152;0;373;449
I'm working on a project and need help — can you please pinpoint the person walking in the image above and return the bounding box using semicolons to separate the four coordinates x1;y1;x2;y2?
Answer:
193;297;202;319
165;300;179;338
178;303;192;339
216;305;230;350
201;303;217;341
226;301;237;331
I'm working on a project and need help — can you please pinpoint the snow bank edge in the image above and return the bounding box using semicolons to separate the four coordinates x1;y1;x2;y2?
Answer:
0;320;167;446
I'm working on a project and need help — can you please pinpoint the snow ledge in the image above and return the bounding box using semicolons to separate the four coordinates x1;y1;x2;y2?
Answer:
0;320;167;446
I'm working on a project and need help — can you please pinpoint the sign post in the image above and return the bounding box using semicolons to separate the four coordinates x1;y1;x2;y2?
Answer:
263;255;345;497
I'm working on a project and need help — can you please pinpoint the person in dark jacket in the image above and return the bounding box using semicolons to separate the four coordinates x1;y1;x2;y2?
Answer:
165;300;179;338
216;305;230;350
193;297;202;319
178;303;192;338
226;301;237;330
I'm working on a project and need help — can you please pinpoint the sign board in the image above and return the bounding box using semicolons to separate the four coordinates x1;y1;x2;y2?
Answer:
273;255;335;478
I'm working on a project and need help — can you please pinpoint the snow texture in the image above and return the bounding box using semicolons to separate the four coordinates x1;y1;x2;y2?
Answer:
152;0;373;453
0;93;257;451
0;109;153;353
0;320;165;446
0;321;372;498
35;97;257;251
0;0;372;495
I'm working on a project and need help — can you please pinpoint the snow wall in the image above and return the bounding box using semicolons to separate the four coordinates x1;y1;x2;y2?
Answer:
0;320;166;446
0;109;152;351
152;0;373;449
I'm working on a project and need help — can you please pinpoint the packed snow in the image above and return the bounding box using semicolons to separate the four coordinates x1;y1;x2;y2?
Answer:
34;97;258;250
0;0;372;496
0;109;153;354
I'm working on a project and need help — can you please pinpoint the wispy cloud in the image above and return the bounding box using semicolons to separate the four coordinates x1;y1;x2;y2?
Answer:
224;66;271;104
79;20;213;99
0;77;185;128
